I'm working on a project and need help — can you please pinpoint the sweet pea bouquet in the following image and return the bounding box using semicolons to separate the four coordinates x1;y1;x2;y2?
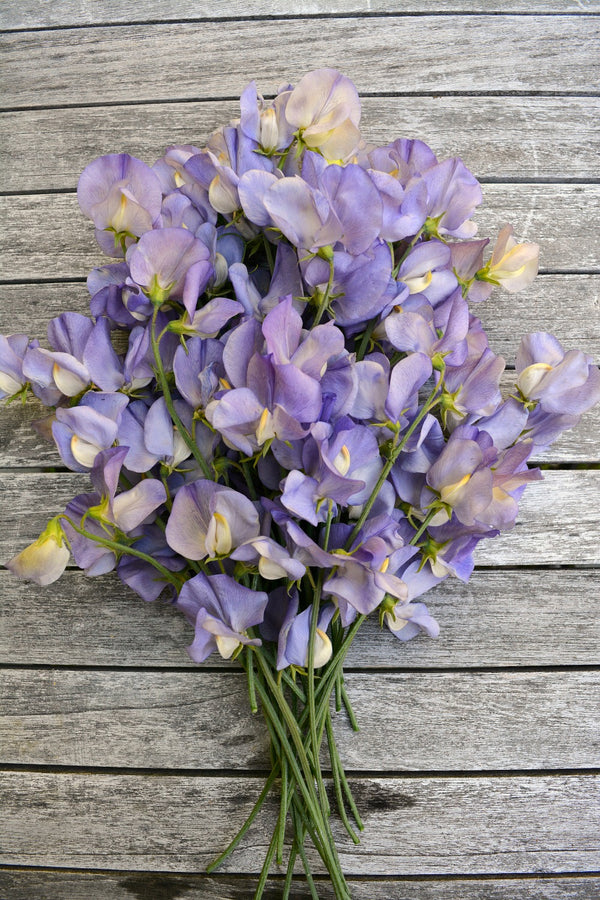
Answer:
2;69;599;898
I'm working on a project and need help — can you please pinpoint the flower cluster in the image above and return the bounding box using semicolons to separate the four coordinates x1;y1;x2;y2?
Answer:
2;69;599;899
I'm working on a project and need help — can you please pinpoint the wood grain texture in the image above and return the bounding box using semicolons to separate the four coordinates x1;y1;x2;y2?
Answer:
1;568;599;669
2;669;598;770
2;96;599;192
0;1;599;891
1;17;599;111
1;389;598;470
1;275;598;362
1;470;598;564
1;771;599;874
2;185;599;284
3;1;599;31
1;870;599;900
3;568;600;669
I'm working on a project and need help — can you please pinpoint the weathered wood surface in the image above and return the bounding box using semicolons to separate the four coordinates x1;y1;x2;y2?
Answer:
1;871;599;900
1;2;599;896
2;470;599;564
2;569;599;669
3;1;600;31
2;17;599;111
0;373;599;471
2;275;599;362
2;772;599;874
3;185;598;283
2;669;599;770
3;96;599;192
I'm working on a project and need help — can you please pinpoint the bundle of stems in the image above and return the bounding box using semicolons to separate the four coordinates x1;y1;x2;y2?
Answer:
209;611;366;900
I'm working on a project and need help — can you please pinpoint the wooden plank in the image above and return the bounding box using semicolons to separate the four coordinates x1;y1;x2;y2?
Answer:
1;390;597;471
1;569;599;669
2;276;599;364
1;870;598;900
1;669;598;770
0;354;598;472
1;470;598;565
3;2;599;31
1;771;598;873
1;186;599;283
2;96;599;193
1;17;599;111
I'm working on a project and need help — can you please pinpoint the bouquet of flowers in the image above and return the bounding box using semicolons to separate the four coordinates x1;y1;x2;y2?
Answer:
2;69;599;898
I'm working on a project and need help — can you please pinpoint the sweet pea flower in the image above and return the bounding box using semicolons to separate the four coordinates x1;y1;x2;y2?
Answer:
383;601;440;642
231;536;306;581
483;225;539;293
302;241;393;326
127;227;213;316
423;427;496;528
368;138;438;187
176;572;268;661
441;344;505;430
62;448;167;576
165;480;260;560
396;240;458;305
285;68;361;160
173;336;224;409
323;527;415;626
449;239;493;303
239;80;295;154
152;143;203;193
275;593;336;670
77;153;162;255
52;391;129;471
384;291;469;368
88;262;153;326
7;517;70;586
280;417;383;525
0;334;29;399
422;157;482;239
515;332;600;415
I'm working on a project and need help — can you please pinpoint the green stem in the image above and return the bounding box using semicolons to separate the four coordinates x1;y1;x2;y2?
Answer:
282;839;298;900
326;709;364;832
254;818;281;900
60;516;183;589
150;303;213;480
355;316;378;362
306;503;334;822
345;381;443;549
206;767;279;874
252;654;349;898
311;255;335;328
392;226;425;279
340;684;360;732
410;507;439;545
325;711;361;843
246;646;258;715
277;754;288;865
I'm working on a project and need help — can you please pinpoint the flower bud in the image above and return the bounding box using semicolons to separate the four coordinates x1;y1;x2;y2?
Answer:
485;224;539;293
259;108;280;154
7;518;70;586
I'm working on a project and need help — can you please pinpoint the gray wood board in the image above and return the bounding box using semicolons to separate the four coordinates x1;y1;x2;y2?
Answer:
2;669;599;770
1;470;599;565
2;96;599;192
1;871;598;900
3;2;599;31
1;568;599;669
2;17;599;110
2;379;598;471
1;186;599;283
1;772;598;873
2;276;599;364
